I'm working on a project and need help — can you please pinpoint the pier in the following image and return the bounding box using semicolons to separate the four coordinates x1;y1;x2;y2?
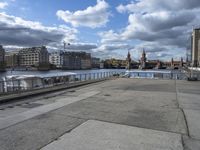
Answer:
0;77;199;149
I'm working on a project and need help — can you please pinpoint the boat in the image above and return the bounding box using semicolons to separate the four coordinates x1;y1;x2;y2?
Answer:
2;72;77;93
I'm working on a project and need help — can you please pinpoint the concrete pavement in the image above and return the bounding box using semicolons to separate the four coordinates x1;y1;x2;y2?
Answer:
0;78;199;149
176;80;200;149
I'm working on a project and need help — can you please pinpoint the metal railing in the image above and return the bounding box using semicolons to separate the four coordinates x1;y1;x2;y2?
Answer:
123;71;200;80
0;70;199;95
0;71;122;95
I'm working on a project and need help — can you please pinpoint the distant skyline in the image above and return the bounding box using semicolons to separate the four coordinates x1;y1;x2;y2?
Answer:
0;0;199;61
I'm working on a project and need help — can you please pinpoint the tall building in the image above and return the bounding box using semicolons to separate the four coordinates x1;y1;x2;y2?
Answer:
62;51;91;70
5;50;20;68
191;28;200;67
49;50;63;68
62;52;81;70
0;45;5;71
81;53;91;69
18;46;49;69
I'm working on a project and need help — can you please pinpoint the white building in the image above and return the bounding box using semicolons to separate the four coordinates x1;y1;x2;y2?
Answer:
49;50;64;68
18;46;49;67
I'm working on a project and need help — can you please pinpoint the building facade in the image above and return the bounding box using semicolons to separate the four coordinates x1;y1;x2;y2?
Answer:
62;51;91;70
49;50;63;68
91;57;100;68
5;50;19;68
191;28;200;67
81;53;91;69
62;52;81;70
103;58;127;69
0;45;5;71
18;46;49;68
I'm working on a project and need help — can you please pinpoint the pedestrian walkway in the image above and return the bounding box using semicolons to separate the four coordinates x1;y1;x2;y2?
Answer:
0;78;199;150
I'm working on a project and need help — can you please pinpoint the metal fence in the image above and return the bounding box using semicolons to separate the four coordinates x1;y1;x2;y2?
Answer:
0;71;122;95
0;71;199;95
123;71;200;80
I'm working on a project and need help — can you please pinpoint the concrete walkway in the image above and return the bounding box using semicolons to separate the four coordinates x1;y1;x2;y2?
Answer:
0;78;199;150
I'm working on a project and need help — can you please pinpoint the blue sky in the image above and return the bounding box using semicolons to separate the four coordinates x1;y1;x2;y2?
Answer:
0;0;199;61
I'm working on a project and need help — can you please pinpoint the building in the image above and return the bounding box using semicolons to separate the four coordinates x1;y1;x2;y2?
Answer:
0;45;5;71
191;28;200;67
139;49;147;69
62;51;91;70
103;58;127;69
126;51;131;70
81;53;91;69
137;49;184;69
91;57;100;68
49;50;63;68
5;50;19;68
18;46;49;70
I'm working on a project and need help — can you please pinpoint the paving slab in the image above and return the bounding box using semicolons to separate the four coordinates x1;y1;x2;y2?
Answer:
176;80;200;95
184;109;200;139
42;120;183;150
51;90;187;134
178;93;200;110
0;91;99;130
183;136;200;150
0;113;85;150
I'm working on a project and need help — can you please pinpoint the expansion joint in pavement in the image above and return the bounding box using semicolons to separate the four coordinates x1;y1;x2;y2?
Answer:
175;79;190;137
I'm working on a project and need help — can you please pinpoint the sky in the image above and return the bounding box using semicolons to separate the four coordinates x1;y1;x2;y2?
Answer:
0;0;199;61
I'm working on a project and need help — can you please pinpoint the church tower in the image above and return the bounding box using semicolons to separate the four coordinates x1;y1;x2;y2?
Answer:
140;49;147;69
126;50;131;70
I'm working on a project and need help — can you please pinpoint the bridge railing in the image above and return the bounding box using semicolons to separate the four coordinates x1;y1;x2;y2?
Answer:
123;71;200;80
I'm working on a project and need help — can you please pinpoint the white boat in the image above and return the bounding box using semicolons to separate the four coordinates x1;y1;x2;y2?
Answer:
3;72;77;92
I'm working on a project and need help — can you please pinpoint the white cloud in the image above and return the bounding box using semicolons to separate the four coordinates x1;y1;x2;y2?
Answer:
96;0;200;60
93;43;132;52
56;0;110;28
116;0;200;14
0;12;78;48
98;30;122;43
0;2;8;9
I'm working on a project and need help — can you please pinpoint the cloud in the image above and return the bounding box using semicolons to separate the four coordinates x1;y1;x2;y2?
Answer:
46;42;97;52
56;0;110;28
95;0;200;60
98;30;123;43
0;2;8;9
116;0;200;14
92;43;133;52
0;12;78;49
